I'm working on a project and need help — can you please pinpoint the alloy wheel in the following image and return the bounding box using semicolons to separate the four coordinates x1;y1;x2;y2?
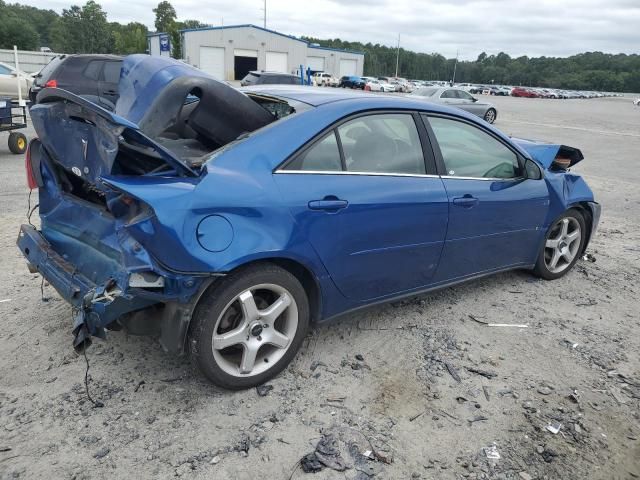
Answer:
211;283;298;377
484;109;496;123
544;217;582;274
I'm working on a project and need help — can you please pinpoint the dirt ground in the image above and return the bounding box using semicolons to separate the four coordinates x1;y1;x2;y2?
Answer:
1;95;639;480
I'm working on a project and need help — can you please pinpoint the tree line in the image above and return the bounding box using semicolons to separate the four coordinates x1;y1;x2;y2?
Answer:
0;0;206;55
304;37;640;93
1;0;638;92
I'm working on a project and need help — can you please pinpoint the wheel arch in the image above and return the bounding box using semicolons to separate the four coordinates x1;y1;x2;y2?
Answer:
168;256;323;354
567;201;595;255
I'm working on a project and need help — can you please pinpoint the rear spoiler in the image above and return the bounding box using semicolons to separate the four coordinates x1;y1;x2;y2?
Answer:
512;137;584;170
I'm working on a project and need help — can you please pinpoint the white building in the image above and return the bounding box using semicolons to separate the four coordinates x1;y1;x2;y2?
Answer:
174;24;364;82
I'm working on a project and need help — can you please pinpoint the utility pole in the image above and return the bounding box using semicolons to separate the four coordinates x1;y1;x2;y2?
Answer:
451;49;459;85
394;33;400;78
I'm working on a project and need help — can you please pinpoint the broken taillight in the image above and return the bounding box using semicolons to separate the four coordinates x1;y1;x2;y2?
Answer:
25;140;38;190
44;79;57;88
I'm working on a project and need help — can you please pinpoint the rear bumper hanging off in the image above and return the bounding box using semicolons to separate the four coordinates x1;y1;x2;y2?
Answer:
16;224;209;353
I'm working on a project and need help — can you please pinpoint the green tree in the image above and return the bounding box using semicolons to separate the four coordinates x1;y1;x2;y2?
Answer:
0;1;39;50
153;0;176;32
112;22;148;54
50;1;112;54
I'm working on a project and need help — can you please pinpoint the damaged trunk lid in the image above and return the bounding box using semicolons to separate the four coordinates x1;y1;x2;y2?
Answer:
31;54;275;189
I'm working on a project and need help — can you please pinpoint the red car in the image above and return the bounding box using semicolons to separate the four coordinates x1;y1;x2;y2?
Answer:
511;87;539;98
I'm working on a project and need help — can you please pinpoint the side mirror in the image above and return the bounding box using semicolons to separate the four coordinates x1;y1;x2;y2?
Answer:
472;97;478;102
11;72;18;77
525;159;542;179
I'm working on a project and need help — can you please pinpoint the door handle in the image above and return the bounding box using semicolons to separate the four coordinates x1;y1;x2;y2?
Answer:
103;89;117;95
308;198;348;211
452;195;479;208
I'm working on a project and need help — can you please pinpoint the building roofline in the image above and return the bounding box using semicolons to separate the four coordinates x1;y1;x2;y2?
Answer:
178;24;307;45
146;32;168;38
179;24;364;56
307;44;365;55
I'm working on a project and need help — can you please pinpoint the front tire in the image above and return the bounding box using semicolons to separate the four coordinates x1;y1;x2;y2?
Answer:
533;210;586;280
483;108;497;124
189;264;309;389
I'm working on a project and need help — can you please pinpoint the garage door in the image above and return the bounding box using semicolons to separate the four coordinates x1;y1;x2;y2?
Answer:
266;51;288;73
339;59;357;77
307;56;325;72
199;46;225;80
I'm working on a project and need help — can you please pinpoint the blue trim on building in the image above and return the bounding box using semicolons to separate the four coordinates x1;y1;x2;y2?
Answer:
178;24;365;56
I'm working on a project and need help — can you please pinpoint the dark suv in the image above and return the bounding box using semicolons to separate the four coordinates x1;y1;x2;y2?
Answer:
30;54;123;111
339;76;365;89
240;71;300;87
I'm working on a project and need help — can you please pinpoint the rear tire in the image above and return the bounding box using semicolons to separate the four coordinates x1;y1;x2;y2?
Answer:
189;263;309;389
533;209;586;280
8;132;27;154
483;108;497;124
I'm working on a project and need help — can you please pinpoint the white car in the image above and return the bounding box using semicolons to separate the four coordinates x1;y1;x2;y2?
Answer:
0;61;32;100
634;98;640;106
312;72;338;87
362;77;395;92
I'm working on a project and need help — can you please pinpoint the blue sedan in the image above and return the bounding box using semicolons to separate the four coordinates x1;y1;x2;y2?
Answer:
18;56;600;389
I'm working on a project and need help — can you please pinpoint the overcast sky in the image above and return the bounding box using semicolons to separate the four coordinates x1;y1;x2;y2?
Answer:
20;0;640;59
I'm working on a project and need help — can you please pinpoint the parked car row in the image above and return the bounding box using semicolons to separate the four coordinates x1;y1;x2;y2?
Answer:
458;83;620;99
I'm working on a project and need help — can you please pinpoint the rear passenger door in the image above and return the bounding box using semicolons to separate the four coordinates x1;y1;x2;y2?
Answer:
98;60;121;110
273;111;449;301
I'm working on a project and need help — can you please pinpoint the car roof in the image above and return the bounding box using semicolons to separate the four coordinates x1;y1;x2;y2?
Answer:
242;85;475;112
249;71;296;77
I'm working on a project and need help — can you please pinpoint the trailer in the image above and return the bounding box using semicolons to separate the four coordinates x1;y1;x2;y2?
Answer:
0;98;27;154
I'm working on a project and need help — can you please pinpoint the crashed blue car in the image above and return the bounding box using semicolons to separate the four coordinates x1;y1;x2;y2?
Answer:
18;55;600;389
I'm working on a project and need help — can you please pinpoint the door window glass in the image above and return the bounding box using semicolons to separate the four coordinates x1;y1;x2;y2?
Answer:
102;61;122;83
440;90;457;99
285;131;342;171
455;90;475;101
83;60;102;80
0;65;12;75
337;114;425;174
428;116;521;179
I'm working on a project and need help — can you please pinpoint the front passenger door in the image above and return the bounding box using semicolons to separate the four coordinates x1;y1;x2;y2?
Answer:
423;115;550;282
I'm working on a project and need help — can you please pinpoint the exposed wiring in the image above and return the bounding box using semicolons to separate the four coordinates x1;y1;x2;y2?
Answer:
82;344;104;408
27;189;38;228
40;277;48;302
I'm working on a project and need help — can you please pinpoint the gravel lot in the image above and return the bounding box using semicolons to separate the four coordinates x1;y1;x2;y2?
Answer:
1;95;639;480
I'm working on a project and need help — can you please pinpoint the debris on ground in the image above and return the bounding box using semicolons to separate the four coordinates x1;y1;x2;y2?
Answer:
299;433;348;474
546;422;562;434
482;385;490;401
256;384;273;397
93;446;110;459
483;444;500;459
582;253;596;262
444;361;462;382
300;452;323;473
466;366;498;379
